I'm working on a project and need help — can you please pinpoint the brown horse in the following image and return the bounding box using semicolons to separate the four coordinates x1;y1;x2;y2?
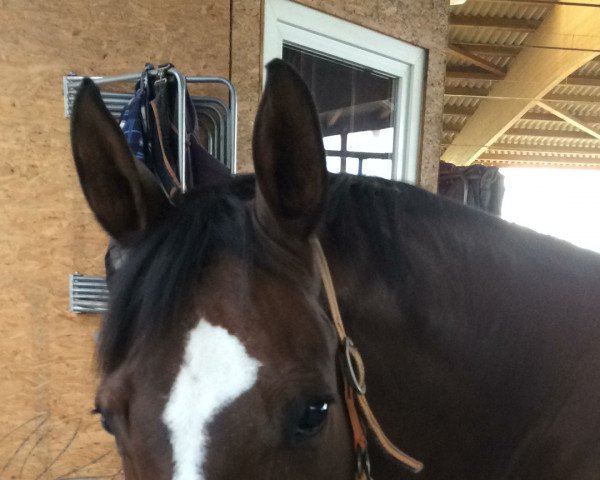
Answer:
70;60;600;480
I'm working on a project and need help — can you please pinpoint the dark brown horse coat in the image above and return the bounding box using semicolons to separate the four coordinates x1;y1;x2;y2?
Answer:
71;60;600;480
322;174;600;479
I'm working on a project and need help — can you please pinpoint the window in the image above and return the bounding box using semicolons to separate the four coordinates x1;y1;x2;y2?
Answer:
263;0;425;183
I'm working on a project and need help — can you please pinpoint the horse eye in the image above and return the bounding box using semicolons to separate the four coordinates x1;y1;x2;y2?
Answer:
100;414;114;435
296;401;329;438
94;411;115;435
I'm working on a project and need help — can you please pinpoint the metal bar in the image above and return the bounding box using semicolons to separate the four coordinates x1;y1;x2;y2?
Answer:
198;111;219;158
193;97;229;164
200;105;226;162
187;77;237;173
170;69;188;193
197;113;215;156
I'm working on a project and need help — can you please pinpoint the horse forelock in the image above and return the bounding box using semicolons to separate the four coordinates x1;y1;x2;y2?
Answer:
98;177;256;375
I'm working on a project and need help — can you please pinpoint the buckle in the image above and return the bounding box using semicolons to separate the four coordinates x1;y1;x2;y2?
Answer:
344;337;367;395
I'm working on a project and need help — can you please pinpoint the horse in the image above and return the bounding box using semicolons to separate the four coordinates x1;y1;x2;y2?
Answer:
70;60;600;480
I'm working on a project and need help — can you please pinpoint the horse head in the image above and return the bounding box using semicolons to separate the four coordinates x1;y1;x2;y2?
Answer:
70;61;354;480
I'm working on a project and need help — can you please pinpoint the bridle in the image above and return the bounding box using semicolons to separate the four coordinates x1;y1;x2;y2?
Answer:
311;238;424;479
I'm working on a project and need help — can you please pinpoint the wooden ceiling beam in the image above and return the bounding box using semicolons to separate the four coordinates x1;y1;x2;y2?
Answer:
449;43;521;58
444;105;600;124
446;68;600;88
536;101;600;140
447;47;507;78
468;1;600;7
478;153;600;168
449;14;541;32
489;143;600;155
504;128;597;139
446;67;505;81
442;3;600;165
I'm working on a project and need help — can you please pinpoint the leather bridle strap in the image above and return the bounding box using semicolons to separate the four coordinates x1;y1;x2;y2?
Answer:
311;238;424;476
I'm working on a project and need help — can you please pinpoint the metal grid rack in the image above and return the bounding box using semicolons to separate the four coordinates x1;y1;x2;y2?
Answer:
63;69;238;190
66;68;237;313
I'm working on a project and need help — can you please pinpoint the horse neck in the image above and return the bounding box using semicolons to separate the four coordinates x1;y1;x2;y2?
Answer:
320;180;600;478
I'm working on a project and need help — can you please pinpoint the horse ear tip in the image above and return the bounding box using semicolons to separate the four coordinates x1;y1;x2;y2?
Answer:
76;78;100;102
266;58;287;71
265;59;298;80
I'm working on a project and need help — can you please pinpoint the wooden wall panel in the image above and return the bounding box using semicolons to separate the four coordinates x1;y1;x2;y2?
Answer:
0;1;230;478
231;0;265;173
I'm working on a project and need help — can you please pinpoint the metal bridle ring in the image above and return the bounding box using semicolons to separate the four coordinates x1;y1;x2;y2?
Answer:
344;337;367;395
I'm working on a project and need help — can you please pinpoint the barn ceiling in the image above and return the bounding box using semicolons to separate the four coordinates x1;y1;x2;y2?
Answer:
441;0;600;169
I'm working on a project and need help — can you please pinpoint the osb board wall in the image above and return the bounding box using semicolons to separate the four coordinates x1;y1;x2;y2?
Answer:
0;1;230;478
294;0;449;191
231;0;264;174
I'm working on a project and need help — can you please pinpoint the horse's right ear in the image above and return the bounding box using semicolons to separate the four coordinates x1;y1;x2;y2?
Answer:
71;79;170;242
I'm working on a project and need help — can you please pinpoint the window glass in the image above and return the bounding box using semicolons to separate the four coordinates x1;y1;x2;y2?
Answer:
326;156;341;173
283;45;395;180
323;135;341;150
362;158;393;179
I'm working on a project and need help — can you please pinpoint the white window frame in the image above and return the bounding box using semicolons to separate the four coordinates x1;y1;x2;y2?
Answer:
263;0;425;183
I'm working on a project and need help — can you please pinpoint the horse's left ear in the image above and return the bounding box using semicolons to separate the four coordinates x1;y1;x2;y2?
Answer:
252;59;327;239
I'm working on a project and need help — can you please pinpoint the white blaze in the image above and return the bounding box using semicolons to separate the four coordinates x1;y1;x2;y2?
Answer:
162;319;261;480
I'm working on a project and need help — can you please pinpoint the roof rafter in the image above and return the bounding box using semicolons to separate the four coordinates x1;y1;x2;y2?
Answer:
443;105;600;123
447;46;507;78
449;43;521;58
479;153;600;168
442;3;600;165
449;14;541;32
536;101;600;140
446;68;600;87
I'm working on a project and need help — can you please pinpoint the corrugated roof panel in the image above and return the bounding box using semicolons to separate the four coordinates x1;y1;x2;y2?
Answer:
443;133;456;144
443;96;482;109
523;105;600;123
450;28;530;46
545;100;600;116
498;135;600;149
562;102;600;117
550;84;600;97
445;78;495;89
575;59;600;76
514;120;579;131
514;119;592;130
446;58;474;68
444;116;467;129
486;56;512;69
451;1;550;21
